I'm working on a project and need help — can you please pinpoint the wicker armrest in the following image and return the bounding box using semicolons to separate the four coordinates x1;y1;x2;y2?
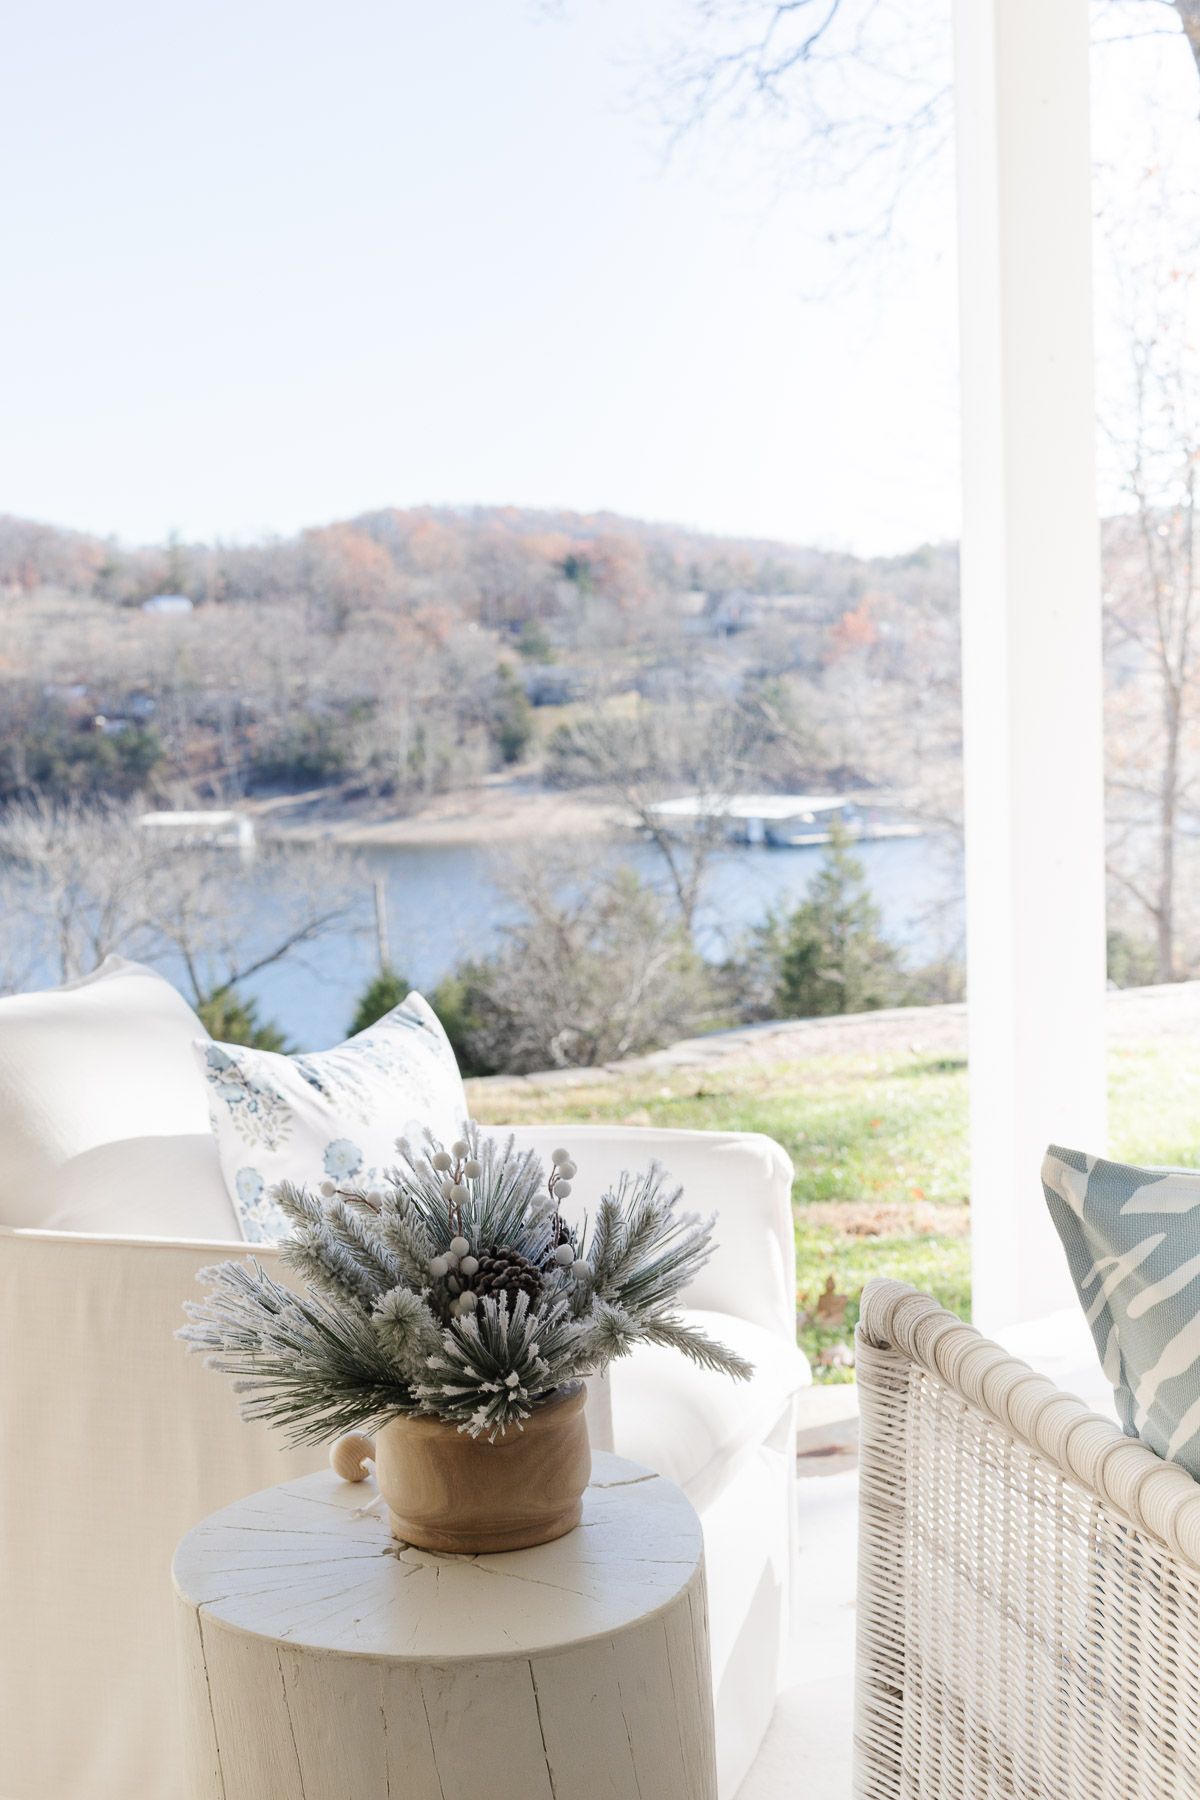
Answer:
854;1278;1200;1799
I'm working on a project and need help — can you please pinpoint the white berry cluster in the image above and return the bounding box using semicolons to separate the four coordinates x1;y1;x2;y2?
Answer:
421;1138;485;1317
417;1140;591;1312
531;1148;589;1280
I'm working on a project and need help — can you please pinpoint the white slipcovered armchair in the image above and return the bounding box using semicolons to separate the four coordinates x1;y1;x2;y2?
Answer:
0;1123;807;1800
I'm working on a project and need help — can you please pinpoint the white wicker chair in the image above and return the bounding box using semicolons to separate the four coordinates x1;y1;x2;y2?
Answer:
854;1278;1200;1799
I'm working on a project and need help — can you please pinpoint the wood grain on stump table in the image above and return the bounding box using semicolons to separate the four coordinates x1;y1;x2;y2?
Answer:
172;1450;716;1800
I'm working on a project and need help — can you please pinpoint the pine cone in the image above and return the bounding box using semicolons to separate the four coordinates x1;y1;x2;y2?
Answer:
473;1246;544;1308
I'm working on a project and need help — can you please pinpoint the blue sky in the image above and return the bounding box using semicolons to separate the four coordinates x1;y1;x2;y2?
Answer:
0;2;1190;555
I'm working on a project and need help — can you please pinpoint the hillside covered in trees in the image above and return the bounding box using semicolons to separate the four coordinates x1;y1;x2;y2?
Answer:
7;496;1200;1026
0;505;962;816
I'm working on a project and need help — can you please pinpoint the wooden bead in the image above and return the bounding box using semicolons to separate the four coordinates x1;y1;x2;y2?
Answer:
328;1433;375;1482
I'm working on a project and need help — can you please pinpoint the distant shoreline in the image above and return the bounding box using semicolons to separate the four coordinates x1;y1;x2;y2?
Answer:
241;779;924;854
252;779;628;850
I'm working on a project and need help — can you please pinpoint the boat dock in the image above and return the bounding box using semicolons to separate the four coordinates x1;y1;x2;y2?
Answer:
644;793;923;849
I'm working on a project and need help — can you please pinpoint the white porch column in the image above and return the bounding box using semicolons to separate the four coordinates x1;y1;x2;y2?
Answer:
953;0;1107;1331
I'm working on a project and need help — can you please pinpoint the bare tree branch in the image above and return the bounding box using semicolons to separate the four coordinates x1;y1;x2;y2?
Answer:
632;0;1199;253
0;801;366;1021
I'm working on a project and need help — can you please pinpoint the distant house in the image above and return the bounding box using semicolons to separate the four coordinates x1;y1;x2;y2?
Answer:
141;593;193;616
707;590;761;636
678;590;777;639
636;658;740;702
521;665;589;707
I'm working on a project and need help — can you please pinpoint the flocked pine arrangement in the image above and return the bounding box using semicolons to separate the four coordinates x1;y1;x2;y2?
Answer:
180;1126;752;1442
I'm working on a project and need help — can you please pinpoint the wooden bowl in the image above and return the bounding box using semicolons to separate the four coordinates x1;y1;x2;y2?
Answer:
373;1383;591;1553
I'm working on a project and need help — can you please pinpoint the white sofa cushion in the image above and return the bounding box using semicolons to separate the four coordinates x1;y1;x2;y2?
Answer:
0;956;239;1239
197;991;469;1240
609;1306;811;1510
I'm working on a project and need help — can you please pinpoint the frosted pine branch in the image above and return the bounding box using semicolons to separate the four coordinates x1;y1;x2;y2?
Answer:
641;1314;753;1380
376;1197;435;1289
180;1259;418;1443
324;1197;402;1295
286;1227;380;1312
583;1299;642;1364
273;1179;325;1233
412;1290;588;1439
373;1285;441;1373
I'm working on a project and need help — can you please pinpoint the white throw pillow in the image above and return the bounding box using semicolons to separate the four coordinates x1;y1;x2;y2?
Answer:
0;956;239;1239
197;991;468;1241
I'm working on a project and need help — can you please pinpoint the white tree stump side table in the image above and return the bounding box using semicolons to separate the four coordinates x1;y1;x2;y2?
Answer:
173;1450;716;1800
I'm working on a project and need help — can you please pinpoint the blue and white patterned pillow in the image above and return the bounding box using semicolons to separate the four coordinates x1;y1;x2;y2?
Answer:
198;992;468;1242
1044;1145;1200;1478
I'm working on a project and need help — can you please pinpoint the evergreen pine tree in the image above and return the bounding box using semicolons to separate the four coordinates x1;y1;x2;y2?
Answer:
198;985;290;1051
754;822;902;1018
348;967;410;1037
489;662;534;765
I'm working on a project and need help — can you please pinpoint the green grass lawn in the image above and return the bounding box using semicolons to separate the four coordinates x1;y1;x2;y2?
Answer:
470;1037;1200;1379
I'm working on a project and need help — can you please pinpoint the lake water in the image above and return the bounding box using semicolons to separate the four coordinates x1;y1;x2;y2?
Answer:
242;833;964;1051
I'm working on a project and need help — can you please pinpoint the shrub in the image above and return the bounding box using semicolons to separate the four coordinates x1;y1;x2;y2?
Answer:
487;663;534;766
0;717;164;804
516;619;555;661
1107;929;1160;989
899;954;966;1006
347;967;410;1037
429;968;497;1078
433;861;717;1076
249;716;352;788
198;986;290;1052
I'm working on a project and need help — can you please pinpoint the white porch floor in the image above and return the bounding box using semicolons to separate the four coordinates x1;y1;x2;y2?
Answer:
739;1464;859;1800
736;1305;1115;1799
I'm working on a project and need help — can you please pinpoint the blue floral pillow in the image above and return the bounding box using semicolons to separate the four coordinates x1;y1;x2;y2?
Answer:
1044;1145;1200;1478
198;992;468;1241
